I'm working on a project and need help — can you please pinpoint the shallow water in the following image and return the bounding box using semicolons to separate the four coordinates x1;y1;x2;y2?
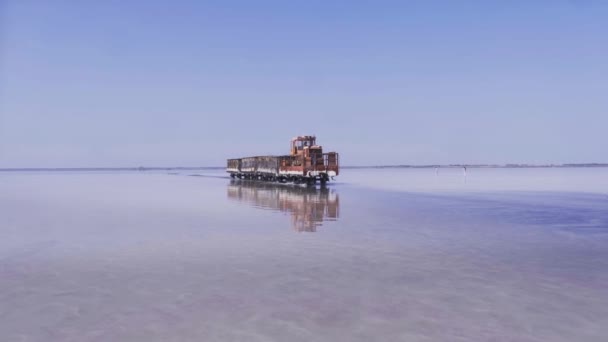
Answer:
1;168;607;341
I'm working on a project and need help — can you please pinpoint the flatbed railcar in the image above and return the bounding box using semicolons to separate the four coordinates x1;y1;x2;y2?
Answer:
227;135;339;184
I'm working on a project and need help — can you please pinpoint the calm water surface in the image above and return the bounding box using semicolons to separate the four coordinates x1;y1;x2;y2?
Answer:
1;168;607;341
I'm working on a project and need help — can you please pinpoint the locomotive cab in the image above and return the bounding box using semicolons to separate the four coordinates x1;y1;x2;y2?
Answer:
291;135;326;167
290;136;319;156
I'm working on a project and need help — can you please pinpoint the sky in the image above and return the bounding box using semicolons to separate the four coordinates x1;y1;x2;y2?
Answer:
1;0;607;167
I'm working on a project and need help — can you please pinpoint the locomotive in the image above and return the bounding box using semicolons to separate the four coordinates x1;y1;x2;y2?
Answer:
226;135;339;184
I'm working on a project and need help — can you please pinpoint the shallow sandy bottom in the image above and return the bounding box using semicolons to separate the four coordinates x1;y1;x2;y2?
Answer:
1;169;607;341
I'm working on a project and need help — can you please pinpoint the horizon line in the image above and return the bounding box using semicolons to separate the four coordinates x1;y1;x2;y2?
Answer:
1;163;608;172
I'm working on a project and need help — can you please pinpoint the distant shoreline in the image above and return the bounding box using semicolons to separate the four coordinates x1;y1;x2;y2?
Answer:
1;164;607;172
344;163;608;169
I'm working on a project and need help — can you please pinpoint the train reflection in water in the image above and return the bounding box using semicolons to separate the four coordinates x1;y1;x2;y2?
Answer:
227;180;340;232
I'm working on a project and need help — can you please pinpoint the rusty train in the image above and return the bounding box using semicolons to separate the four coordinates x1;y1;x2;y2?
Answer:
226;135;339;184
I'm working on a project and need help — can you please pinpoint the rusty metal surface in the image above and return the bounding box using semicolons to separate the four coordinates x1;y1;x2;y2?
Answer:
226;136;339;179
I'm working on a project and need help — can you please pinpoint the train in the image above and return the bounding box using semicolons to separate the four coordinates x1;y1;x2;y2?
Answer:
226;135;339;184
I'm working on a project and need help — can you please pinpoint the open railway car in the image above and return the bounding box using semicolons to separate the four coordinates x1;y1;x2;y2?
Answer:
226;135;339;184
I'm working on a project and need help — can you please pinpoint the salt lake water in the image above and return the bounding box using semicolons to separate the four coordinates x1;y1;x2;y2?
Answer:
1;168;607;341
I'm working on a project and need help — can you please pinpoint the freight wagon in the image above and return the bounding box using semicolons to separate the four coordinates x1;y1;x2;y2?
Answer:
227;135;339;184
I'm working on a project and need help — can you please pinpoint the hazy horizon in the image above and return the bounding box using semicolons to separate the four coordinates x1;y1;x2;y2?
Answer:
1;1;607;167
1;162;608;171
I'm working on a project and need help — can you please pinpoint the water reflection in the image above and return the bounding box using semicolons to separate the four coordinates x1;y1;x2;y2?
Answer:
227;180;340;232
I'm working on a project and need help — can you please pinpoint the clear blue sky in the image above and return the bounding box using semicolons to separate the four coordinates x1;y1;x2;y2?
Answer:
1;0;606;167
